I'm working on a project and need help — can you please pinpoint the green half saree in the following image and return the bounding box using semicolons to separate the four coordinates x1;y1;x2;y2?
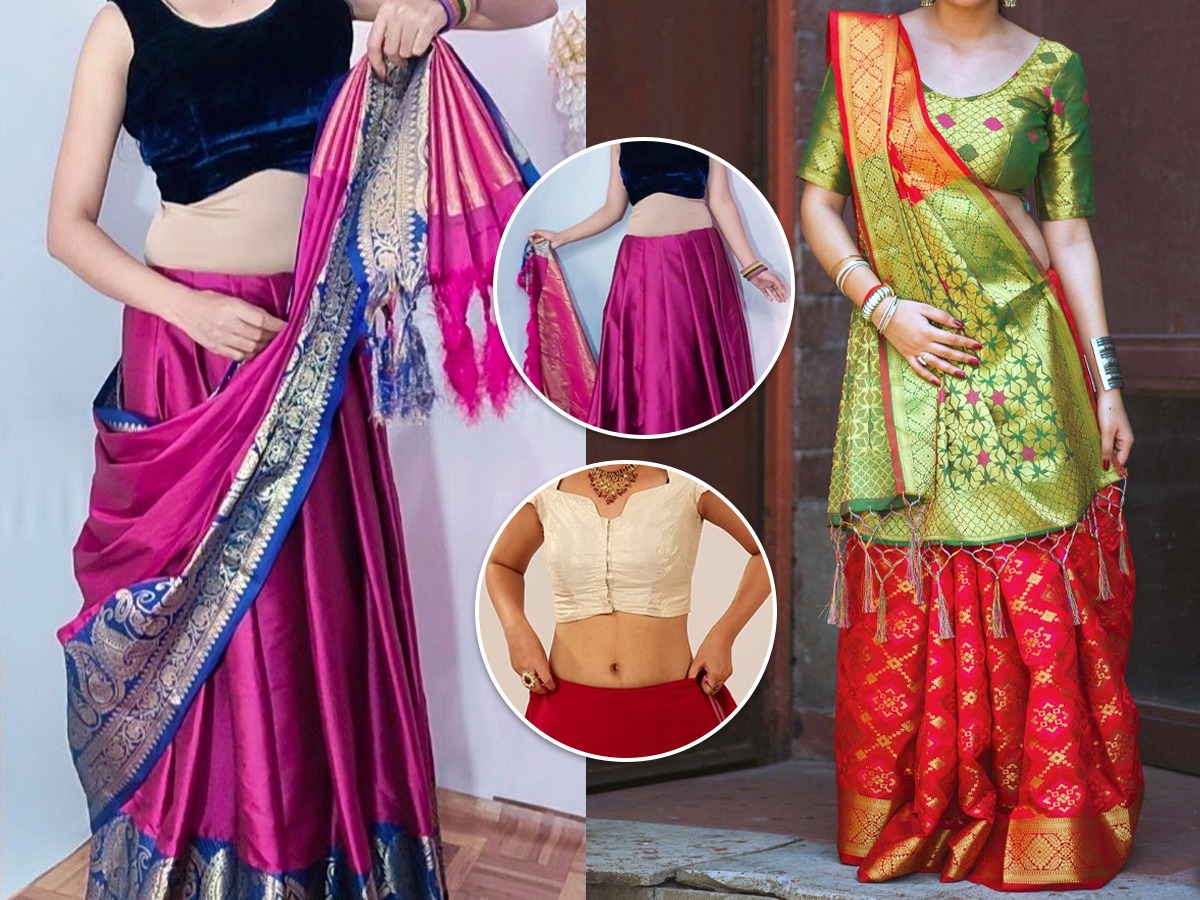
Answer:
799;11;1141;891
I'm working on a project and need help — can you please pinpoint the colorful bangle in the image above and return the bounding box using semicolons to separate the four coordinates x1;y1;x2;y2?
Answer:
740;261;768;281
436;0;473;32
859;283;893;321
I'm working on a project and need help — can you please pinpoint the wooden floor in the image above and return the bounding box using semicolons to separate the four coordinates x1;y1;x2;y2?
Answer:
14;789;584;900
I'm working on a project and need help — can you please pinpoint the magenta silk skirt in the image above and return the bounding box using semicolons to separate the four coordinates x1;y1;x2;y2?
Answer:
525;676;737;759
586;227;755;435
92;268;441;892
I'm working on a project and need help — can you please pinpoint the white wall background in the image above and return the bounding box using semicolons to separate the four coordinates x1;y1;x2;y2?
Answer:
0;3;585;894
493;140;795;422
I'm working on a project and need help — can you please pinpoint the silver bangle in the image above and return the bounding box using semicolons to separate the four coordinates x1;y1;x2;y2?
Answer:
860;285;894;322
876;295;902;334
1089;335;1124;391
835;259;871;295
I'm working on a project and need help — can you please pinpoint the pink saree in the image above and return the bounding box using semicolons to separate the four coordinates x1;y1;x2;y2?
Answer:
60;43;535;899
518;239;596;420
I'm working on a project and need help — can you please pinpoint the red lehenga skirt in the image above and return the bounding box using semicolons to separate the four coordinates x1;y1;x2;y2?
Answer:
833;486;1142;891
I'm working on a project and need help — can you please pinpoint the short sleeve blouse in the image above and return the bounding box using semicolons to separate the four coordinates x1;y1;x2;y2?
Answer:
798;39;1095;221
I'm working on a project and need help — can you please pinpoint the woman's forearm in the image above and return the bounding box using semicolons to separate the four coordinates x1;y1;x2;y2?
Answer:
485;562;534;635
554;205;625;246
1044;221;1114;384
708;553;771;642
47;216;189;325
707;196;759;270
799;185;878;306
468;0;558;28
348;0;557;27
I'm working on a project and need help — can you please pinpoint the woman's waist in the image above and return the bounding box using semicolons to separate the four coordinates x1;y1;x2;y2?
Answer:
551;612;691;687
541;674;706;697
626;194;714;237
144;170;308;276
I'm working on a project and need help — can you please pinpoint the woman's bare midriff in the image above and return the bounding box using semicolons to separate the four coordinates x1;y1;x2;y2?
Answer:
144;169;307;275
549;611;692;688
626;193;714;238
989;188;1051;270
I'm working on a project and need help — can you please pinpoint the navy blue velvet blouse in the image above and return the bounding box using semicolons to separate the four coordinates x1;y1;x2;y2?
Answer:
619;142;710;206
114;0;353;204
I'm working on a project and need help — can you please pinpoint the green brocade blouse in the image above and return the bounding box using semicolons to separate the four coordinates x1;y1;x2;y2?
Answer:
801;39;1095;221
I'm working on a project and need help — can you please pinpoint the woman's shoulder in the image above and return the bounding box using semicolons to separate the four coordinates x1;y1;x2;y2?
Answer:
84;4;135;67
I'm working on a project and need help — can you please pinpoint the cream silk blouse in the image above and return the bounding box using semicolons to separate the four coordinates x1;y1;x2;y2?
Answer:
531;475;707;623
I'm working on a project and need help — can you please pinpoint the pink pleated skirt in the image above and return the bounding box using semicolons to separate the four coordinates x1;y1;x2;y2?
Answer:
587;227;755;435
99;269;442;892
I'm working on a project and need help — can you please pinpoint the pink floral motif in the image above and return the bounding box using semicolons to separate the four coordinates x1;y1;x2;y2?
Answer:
1028;130;1041;144
992;389;1006;406
977;451;991;467
936;112;956;129
1053;98;1065;115
1043;85;1053;98
966;389;980;405
1083;91;1091;107
1022;446;1036;461
984;117;1004;131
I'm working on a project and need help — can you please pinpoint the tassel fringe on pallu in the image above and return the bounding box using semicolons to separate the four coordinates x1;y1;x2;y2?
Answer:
354;40;538;424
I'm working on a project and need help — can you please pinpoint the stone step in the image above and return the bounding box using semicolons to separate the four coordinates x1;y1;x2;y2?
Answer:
587;819;1200;900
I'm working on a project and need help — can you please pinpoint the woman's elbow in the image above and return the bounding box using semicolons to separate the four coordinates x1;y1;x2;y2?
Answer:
46;213;73;263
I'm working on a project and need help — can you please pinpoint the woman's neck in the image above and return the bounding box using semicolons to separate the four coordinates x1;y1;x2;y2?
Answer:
925;3;1004;45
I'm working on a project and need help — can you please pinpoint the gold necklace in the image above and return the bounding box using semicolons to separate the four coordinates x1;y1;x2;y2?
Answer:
587;464;640;505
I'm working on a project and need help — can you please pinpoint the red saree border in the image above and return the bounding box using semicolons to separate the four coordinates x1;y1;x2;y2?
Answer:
828;12;908;496
838;787;1142;891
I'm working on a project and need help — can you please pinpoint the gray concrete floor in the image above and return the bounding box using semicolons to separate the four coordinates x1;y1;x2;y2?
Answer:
586;759;1199;899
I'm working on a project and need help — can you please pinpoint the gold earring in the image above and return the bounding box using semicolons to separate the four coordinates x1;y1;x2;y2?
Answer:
921;0;934;5
1003;0;1017;6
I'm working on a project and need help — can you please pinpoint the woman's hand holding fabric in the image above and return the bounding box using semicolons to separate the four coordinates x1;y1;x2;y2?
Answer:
878;299;981;386
688;629;733;696
167;289;286;362
506;622;556;694
528;229;565;248
366;0;448;78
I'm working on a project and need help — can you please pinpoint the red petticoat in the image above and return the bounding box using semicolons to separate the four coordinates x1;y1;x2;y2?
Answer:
526;676;736;759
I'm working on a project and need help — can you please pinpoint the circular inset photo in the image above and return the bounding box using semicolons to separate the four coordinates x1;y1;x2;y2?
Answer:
475;462;777;761
493;138;795;438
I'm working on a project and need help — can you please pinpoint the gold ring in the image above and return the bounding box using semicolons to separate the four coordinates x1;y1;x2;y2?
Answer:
708;680;724;693
520;670;540;691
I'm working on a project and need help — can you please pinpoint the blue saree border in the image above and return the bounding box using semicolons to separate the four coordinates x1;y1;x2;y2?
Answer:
93;366;154;432
90;812;445;900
